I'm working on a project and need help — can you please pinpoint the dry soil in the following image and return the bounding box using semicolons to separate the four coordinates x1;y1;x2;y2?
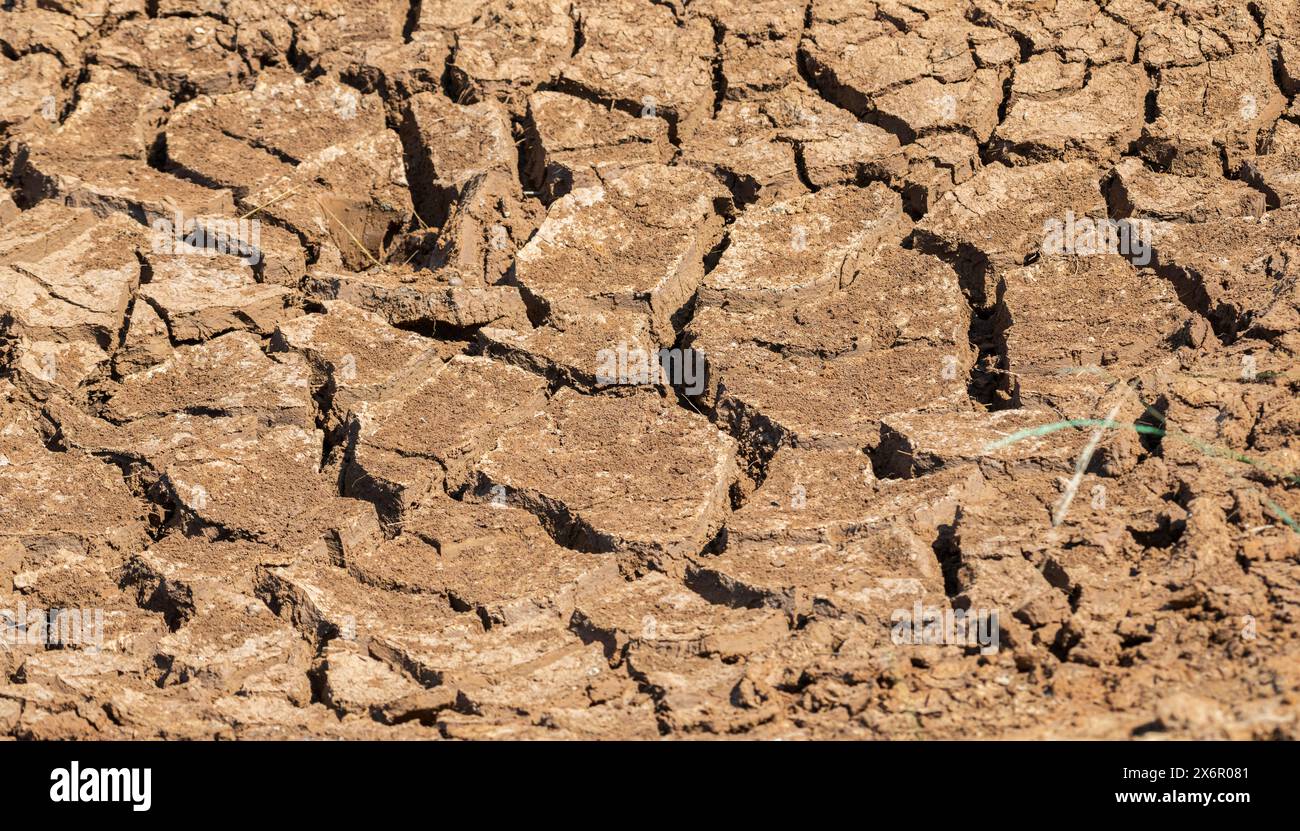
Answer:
1;0;1299;740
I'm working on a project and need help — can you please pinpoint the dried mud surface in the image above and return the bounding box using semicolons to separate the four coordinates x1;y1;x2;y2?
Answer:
1;0;1299;740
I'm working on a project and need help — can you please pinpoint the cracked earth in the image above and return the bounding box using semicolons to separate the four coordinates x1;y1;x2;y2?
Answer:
1;0;1299;740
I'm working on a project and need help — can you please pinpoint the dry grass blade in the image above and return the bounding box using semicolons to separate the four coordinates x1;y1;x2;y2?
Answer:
314;196;383;268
